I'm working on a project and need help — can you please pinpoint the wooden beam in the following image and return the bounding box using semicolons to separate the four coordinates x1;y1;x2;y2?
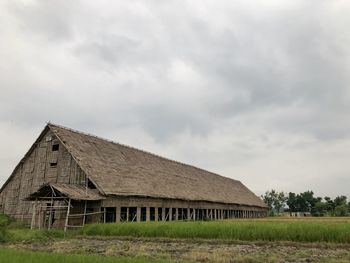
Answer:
116;206;121;223
103;207;106;223
146;207;150;222
154;207;158;222
136;207;141;222
82;200;87;226
64;198;71;232
48;192;54;230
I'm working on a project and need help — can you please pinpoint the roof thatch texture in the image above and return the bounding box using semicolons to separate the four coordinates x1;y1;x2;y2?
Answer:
49;124;266;208
27;183;105;201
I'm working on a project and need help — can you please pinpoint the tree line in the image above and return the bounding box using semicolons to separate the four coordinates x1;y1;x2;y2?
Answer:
261;190;350;216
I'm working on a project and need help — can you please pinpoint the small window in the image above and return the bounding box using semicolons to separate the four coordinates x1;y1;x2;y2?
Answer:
50;162;57;167
88;179;97;189
52;144;59;151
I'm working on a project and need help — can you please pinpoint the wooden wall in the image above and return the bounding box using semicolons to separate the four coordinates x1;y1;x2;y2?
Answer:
0;129;87;222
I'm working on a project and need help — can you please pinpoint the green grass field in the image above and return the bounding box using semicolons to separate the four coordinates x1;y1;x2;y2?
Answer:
2;215;350;262
82;218;350;243
0;248;174;263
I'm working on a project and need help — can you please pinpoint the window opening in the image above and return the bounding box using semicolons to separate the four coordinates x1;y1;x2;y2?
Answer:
52;144;59;151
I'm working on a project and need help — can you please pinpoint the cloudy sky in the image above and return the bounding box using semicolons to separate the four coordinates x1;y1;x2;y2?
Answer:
1;1;350;198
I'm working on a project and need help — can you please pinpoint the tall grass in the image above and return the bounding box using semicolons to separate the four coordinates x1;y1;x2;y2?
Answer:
0;248;174;263
0;213;71;242
82;219;350;243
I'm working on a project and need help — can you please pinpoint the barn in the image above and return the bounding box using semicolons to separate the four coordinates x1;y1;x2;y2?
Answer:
0;123;268;230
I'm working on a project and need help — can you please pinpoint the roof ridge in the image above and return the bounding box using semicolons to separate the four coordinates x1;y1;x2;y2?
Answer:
47;122;238;182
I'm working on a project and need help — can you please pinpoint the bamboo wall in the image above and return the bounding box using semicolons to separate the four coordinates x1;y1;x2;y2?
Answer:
0;130;87;223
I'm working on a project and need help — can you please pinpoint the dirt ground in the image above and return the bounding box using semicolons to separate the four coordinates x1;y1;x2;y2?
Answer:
2;236;350;263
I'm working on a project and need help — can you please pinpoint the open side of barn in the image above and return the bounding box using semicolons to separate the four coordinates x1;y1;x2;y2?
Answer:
0;123;268;230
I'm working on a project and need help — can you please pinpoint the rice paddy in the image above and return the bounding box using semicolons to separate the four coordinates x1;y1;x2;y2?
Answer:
82;218;350;243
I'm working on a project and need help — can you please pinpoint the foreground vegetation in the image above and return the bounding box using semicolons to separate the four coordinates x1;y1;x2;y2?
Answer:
82;218;350;243
0;248;174;263
3;213;350;244
2;214;350;262
0;213;69;242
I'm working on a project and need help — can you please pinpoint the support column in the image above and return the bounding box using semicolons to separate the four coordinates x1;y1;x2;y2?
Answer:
116;206;121;223
126;207;129;222
48;194;54;230
137;207;141;222
30;200;37;229
169;208;172;221
162;207;166;221
146;206;151;222
38;201;42;229
155;208;158;222
187;208;191;220
146;207;150;222
175;208;178;221
64;199;71;232
83;200;87;226
193;209;196;221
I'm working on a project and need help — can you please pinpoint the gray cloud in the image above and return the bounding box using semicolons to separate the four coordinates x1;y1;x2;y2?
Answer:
1;1;350;197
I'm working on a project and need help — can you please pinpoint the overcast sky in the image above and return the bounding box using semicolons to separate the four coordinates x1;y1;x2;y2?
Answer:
1;1;350;198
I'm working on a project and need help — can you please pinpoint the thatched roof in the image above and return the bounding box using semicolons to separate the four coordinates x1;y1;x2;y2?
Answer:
49;124;266;208
26;183;105;201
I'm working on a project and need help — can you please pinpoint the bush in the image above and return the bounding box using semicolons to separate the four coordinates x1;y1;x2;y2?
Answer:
0;213;11;242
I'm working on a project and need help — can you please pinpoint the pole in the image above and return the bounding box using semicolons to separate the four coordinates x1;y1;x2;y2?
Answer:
64;199;71;232
48;193;54;230
30;199;37;229
82;200;87;226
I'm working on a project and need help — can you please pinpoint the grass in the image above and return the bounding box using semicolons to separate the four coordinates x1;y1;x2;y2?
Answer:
0;213;74;242
82;218;350;243
0;248;174;263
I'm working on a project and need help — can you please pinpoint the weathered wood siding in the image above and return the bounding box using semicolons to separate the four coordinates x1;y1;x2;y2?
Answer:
0;130;87;221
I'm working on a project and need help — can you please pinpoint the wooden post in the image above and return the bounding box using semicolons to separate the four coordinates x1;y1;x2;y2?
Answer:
82;200;87;226
30;200;37;229
116;206;121;223
169;208;172;221
38;201;42;229
103;207;106;223
175;208;179;221
126;207;129;222
64;199;71;232
48;194;54;230
136;207;141;222
154;207;158;222
187;208;190;220
146;207;150;222
162;207;166;221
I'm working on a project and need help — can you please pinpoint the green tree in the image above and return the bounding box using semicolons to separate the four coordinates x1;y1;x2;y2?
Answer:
334;196;347;207
334;204;349;216
324;196;335;214
286;192;298;212
274;192;288;214
261;190;287;216
313;201;327;216
297;191;317;212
